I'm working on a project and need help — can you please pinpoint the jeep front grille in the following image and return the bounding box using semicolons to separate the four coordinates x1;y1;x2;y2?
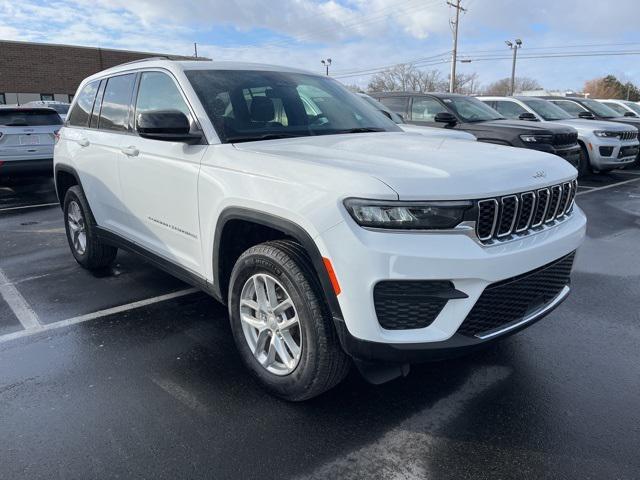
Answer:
475;180;577;243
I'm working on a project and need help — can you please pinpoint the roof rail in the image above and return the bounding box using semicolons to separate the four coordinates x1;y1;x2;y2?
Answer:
114;56;172;67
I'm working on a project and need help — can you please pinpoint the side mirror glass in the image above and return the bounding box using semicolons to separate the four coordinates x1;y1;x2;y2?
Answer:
137;110;201;143
519;112;539;121
434;112;457;125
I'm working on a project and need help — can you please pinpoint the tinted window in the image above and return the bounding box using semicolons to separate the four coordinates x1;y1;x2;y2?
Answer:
601;102;629;116
550;100;587;117
98;74;136;132
411;97;448;122
186;70;399;143
580;98;620;118
90;81;106;129
492;100;528;119
443;96;504;122
0;94;5;105
377;97;409;118
67;81;99;127
48;104;70;114
622;101;640;115
359;95;404;123
0;109;62;126
135;72;191;120
521;99;572;120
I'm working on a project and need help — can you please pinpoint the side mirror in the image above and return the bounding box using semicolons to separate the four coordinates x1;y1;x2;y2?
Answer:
519;112;539;121
578;111;595;120
379;110;393;120
434;112;457;125
137;110;202;143
624;111;638;117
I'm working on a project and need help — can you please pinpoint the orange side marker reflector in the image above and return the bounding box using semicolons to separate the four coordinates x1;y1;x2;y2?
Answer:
322;257;341;296
588;142;593;151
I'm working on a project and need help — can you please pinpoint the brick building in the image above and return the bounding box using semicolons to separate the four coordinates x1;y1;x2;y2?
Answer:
0;40;196;105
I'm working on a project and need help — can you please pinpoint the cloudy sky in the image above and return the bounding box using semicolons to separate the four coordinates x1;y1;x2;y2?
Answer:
2;0;640;90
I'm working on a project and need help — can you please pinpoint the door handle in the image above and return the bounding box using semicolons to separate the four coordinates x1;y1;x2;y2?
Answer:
77;138;90;147
122;146;139;157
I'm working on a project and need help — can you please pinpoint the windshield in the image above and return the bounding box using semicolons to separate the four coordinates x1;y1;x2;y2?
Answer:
0;109;62;126
358;95;404;124
581;99;620;118
442;96;504;122
522;99;572;120
185;70;400;143
622;101;640;116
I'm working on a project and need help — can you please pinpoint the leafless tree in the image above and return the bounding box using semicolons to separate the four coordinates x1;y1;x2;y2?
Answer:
482;77;541;95
366;64;479;94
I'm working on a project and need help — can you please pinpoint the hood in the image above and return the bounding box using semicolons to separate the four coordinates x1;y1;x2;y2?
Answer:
463;119;575;135
606;117;640;128
233;132;577;200
550;118;638;134
399;124;476;141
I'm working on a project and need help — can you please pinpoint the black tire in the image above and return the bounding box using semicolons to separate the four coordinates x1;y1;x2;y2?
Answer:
577;144;591;177
228;240;350;401
63;185;117;270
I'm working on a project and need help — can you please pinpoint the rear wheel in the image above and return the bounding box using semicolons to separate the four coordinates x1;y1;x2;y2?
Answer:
228;240;350;401
63;186;117;270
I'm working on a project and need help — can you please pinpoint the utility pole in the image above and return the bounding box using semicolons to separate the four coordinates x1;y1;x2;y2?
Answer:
447;0;466;93
321;58;332;76
194;42;198;58
506;39;523;96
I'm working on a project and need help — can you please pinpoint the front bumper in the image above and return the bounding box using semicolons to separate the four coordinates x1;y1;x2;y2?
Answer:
0;158;53;177
587;138;639;169
528;144;581;168
317;205;586;360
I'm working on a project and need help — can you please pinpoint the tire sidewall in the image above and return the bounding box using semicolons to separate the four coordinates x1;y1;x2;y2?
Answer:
228;251;321;397
63;187;92;266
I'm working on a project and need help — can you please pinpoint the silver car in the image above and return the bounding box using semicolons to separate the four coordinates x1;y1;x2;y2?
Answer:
0;107;62;181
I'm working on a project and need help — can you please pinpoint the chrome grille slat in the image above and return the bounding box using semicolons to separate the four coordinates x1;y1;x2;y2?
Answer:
475;182;576;244
545;185;563;223
515;192;535;232
497;195;518;237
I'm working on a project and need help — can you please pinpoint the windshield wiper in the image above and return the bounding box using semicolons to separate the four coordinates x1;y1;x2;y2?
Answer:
5;122;29;127
227;133;308;143
335;127;387;134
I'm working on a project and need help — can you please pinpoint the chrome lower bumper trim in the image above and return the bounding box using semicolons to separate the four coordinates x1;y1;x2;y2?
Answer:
475;285;571;340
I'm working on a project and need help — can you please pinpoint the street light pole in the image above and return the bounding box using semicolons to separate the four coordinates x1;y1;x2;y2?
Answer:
506;39;523;96
321;58;332;76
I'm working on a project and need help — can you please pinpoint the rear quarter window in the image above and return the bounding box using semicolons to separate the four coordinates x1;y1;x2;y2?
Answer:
68;81;100;127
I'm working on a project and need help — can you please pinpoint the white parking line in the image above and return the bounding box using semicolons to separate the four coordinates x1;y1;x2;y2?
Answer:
0;202;59;212
0;287;199;345
577;177;640;196
0;268;42;330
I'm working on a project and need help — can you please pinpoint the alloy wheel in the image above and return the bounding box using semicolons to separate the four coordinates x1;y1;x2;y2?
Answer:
67;200;87;255
239;273;302;375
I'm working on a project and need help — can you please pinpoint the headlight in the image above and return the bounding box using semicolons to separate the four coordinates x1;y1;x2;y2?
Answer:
343;198;472;230
519;134;553;143
593;130;619;138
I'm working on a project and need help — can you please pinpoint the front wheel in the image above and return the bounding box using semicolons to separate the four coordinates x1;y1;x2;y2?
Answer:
577;144;591;177
228;240;350;401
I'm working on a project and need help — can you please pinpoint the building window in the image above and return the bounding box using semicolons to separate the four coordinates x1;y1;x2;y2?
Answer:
40;93;54;101
0;93;5;105
68;94;74;103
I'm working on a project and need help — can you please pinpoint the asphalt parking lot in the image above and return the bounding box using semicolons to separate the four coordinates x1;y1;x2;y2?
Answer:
1;168;640;480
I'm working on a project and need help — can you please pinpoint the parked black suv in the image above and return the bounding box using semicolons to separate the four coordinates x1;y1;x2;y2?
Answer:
373;92;581;167
540;96;640;131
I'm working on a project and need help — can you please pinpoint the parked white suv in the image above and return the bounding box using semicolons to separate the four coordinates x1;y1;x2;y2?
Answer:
479;96;639;175
54;60;586;400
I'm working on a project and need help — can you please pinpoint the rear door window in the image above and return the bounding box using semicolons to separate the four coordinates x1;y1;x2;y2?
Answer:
551;100;587;116
98;74;136;132
377;97;409;119
67;81;100;127
0;109;62;126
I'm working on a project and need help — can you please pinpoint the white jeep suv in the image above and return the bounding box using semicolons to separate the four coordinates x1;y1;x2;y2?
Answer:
54;59;586;400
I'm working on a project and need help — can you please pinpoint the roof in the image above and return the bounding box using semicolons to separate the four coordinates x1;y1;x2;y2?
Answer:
373;91;467;98
81;58;318;85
